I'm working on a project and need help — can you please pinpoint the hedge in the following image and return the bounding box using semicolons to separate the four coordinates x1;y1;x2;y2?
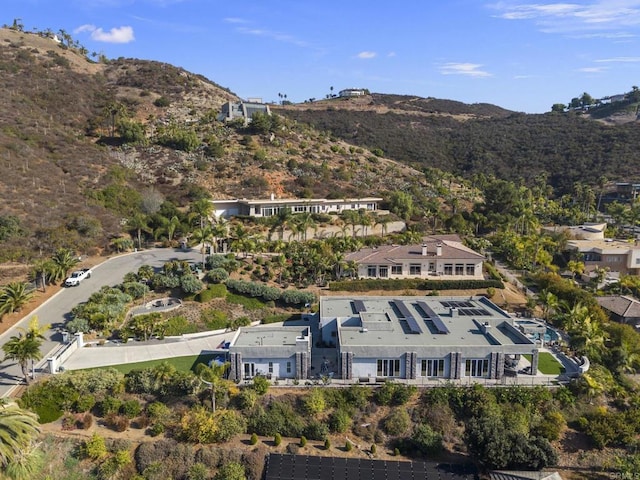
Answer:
225;279;316;306
195;284;228;302
328;278;504;292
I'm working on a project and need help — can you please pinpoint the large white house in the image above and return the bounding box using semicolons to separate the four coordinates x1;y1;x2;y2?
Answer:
345;235;485;280
211;196;383;219
319;295;538;381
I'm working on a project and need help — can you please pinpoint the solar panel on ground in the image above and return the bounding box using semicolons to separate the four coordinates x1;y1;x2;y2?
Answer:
393;300;422;333
353;299;366;313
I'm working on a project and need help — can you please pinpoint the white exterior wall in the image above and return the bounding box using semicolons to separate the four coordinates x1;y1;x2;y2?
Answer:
351;357;406;379
358;260;483;280
241;356;296;379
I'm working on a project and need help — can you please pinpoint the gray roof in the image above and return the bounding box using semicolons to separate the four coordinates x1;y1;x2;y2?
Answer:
345;235;484;264
231;326;310;355
490;471;563;480
596;295;640;318
321;295;534;355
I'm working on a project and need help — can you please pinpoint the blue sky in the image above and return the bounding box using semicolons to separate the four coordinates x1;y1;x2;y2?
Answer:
4;0;640;113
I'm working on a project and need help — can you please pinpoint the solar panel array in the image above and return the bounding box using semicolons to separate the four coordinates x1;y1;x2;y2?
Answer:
263;454;478;480
393;300;422;334
441;300;474;308
416;301;450;334
352;299;366;313
457;308;491;316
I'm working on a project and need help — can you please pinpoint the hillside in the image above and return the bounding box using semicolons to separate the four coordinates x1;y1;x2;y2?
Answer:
0;27;434;261
277;93;640;194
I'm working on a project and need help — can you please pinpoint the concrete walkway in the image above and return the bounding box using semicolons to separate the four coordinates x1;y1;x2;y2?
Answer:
60;332;231;371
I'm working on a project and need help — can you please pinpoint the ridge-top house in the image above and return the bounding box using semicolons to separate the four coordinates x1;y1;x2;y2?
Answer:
345;234;485;280
211;196;383;219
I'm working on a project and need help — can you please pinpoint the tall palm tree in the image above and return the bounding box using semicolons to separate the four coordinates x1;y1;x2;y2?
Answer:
50;248;79;283
2;333;43;385
0;282;34;316
189;197;214;232
127;213;150;250
0;406;40;469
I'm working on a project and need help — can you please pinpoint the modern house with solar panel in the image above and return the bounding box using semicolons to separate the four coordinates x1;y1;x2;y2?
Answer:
319;295;538;382
345;235;485;280
227;325;312;381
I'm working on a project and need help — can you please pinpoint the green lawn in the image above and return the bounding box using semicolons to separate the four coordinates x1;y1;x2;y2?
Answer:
524;352;564;375
98;352;218;374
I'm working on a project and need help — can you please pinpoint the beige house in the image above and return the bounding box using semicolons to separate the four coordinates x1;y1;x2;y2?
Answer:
541;222;606;240
567;238;640;275
345;235;485;280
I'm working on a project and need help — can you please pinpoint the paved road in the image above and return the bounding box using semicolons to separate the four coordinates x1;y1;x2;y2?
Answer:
0;247;202;397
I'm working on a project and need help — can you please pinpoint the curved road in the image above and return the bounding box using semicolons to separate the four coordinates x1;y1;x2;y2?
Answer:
0;247;202;397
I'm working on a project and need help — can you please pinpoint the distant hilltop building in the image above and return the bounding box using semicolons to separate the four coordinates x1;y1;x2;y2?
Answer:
339;88;369;98
218;100;271;125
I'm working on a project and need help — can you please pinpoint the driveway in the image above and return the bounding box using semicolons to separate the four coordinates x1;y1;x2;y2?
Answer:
0;247;203;397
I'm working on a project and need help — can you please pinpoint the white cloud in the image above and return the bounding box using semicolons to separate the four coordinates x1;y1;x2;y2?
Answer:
236;26;308;47
490;1;640;34
595;56;640;62
224;17;248;24
439;62;492;77
579;66;608;72
357;51;377;59
74;24;135;43
387;51;397;57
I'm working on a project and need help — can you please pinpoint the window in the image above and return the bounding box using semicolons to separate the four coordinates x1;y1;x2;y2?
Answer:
428;262;435;273
444;264;453;275
455;264;464;275
367;266;377;277
379;266;388;278
243;363;256;378
421;359;445;377
391;265;403;275
466;264;476;275
286;361;292;374
409;264;421;275
465;359;489;377
377;359;401;377
268;362;273;374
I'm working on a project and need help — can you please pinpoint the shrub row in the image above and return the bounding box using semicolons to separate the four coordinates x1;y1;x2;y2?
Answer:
225;279;316;306
328;278;504;292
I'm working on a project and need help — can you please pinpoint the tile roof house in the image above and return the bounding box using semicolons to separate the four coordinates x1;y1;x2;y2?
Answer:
566;238;640;275
345;235;485;280
596;295;640;327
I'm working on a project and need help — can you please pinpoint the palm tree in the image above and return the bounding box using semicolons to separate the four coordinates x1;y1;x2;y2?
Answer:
2;333;43;385
375;214;392;237
127;213;150;250
189;197;213;232
0;406;40;469
50;248;79;283
0;282;34;317
195;361;229;412
191;225;214;268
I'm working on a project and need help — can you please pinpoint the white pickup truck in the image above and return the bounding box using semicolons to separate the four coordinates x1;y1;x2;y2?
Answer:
64;268;92;287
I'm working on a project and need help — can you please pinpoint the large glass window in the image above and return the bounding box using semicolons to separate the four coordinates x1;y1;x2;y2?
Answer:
421;359;445;377
377;359;401;377
243;363;256;378
391;265;403;275
455;264;464;275
466;264;476;275
379;266;388;278
409;264;421;275
444;264;453;275
465;359;489;377
367;266;377;277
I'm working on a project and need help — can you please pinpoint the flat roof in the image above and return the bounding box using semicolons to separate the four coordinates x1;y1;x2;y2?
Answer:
212;197;382;206
567;238;639;253
321;296;532;350
232;326;310;348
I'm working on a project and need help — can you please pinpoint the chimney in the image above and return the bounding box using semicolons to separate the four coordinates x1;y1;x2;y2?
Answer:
450;307;458;317
421;244;427;256
270;193;275;201
436;243;442;256
480;321;492;334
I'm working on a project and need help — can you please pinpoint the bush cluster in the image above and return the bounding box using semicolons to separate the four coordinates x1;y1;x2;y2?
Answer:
225;279;316;306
